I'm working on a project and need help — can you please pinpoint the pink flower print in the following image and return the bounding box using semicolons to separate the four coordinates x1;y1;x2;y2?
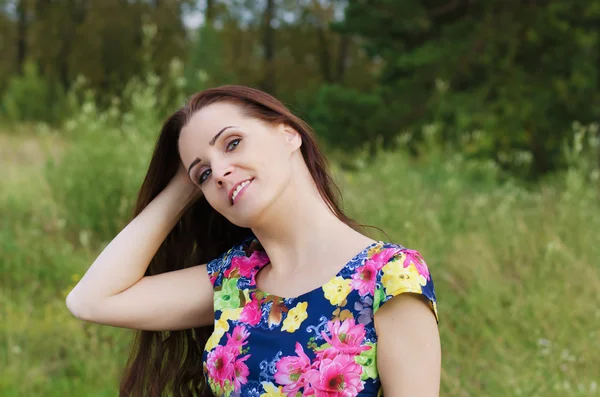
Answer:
370;247;402;270
226;325;250;352
400;249;430;280
232;354;251;390
233;250;270;278
275;342;312;396
206;345;237;389
320;319;371;356
349;248;400;297
240;296;262;326
350;261;378;297
304;354;364;397
314;346;338;362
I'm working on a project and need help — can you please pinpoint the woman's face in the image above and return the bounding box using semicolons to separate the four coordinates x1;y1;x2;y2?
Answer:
178;101;302;227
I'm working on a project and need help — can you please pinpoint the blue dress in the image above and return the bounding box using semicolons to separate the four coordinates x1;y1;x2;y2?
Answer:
202;235;438;397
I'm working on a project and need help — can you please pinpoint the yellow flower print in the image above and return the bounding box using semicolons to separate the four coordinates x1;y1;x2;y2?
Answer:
339;309;353;321
381;262;427;296
322;276;352;306
260;382;286;397
332;308;354;322
281;302;308;332
366;242;383;257
220;307;243;322
243;288;251;304
431;301;439;320
204;318;229;351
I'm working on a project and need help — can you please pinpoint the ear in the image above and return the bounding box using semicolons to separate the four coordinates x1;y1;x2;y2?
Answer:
280;123;302;152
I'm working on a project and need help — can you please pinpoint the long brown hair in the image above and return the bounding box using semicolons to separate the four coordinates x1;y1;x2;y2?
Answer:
119;85;386;397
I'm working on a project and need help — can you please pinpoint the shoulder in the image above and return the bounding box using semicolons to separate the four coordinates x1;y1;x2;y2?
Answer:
371;242;438;322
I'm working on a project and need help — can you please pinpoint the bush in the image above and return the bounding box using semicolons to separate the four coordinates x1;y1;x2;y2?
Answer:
43;21;197;244
307;84;391;152
44;72;164;243
1;62;66;125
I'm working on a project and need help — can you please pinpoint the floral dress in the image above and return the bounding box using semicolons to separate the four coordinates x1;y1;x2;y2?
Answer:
202;235;438;397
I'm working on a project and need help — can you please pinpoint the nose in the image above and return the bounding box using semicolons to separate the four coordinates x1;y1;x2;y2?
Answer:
214;162;234;187
216;172;232;187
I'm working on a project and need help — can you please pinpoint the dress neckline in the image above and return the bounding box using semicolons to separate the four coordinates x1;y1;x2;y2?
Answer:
248;237;384;301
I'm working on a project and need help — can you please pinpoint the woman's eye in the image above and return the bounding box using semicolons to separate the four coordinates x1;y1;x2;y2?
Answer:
198;169;211;184
226;138;241;151
197;139;240;184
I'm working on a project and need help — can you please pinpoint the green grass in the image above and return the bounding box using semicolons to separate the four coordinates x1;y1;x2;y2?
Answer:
1;125;598;395
0;129;132;397
339;147;600;396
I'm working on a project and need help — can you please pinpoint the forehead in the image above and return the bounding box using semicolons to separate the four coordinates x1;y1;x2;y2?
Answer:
178;102;243;157
182;102;247;138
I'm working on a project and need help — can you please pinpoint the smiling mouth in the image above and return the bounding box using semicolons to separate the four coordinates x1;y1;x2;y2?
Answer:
231;178;254;205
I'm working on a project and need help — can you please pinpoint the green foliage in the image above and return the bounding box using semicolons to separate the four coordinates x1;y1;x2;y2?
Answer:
307;84;389;152
185;25;233;91
43;65;185;243
1;62;66;124
0;0;188;118
1;0;599;179
341;0;600;177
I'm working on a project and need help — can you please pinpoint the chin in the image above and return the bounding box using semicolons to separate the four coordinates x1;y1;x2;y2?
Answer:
216;181;278;228
222;200;263;229
225;212;259;229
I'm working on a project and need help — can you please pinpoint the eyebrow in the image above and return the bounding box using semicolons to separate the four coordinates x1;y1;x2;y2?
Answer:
187;126;238;180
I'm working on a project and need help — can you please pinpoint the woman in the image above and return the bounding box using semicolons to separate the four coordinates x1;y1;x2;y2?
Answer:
66;85;440;397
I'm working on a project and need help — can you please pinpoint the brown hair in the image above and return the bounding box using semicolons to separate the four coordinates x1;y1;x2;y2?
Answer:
119;85;387;397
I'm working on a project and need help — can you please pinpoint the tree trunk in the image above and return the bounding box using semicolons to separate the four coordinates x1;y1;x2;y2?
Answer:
261;0;276;95
335;33;349;83
16;0;27;73
316;25;332;83
206;0;215;26
58;0;88;89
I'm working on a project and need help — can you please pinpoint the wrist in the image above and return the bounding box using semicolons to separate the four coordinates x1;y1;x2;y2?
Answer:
162;181;202;208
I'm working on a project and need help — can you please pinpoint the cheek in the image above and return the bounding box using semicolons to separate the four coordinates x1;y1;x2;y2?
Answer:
261;145;291;175
202;188;223;210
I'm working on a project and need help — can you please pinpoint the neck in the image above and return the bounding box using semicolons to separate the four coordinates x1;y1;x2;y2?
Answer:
249;169;365;275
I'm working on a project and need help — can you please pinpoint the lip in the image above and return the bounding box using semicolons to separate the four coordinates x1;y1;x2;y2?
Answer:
229;178;254;205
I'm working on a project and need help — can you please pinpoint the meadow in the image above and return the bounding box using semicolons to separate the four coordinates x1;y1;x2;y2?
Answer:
1;77;599;396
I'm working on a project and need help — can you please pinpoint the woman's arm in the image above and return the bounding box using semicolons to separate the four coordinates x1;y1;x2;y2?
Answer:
65;174;214;331
375;293;441;397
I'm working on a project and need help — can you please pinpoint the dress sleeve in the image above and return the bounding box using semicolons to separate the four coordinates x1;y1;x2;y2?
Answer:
206;235;256;288
373;248;438;322
206;247;231;288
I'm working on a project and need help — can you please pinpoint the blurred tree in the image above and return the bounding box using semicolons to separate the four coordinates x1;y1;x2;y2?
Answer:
1;0;379;128
272;0;376;101
29;0;89;89
185;0;236;91
15;0;26;74
206;0;215;24
341;0;600;176
67;0;140;94
0;1;17;93
147;0;188;78
261;0;276;94
2;0;188;99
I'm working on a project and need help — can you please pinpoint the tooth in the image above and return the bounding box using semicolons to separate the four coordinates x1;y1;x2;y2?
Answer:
232;180;250;202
